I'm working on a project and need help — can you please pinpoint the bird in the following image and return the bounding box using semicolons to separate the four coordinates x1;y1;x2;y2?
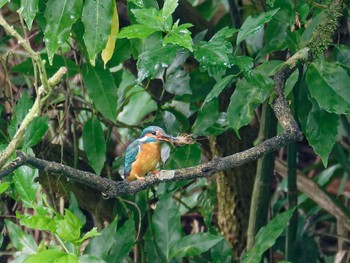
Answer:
123;126;172;181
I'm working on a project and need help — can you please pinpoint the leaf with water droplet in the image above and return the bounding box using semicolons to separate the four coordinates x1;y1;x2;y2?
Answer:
18;0;39;30
82;0;114;66
44;0;82;65
237;8;279;45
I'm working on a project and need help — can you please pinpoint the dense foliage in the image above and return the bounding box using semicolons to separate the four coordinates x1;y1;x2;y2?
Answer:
0;0;349;262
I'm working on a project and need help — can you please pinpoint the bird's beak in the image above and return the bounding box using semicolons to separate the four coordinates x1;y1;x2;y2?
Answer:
156;133;172;142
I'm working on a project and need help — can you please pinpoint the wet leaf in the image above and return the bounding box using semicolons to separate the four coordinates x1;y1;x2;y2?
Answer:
18;0;39;30
44;0;82;64
82;0;114;65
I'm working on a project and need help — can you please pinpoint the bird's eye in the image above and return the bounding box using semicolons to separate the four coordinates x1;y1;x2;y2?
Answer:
151;131;157;135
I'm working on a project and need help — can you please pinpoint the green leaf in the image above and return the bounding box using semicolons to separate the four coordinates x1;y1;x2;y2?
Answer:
162;0;178;20
0;181;9;194
0;0;9;8
298;86;339;167
8;91;33;138
210;239;233;263
152;194;182;260
165;144;201;169
68;192;86;227
83;116;106;175
132;8;163;30
164;69;191;95
25;250;78;263
203;74;237;105
19;214;57;232
231;56;254;72
78;228;100;243
18;0;39;30
82;62;118;121
5;219;38;254
227;71;274;136
306;61;350;114
192;99;219;135
333;44;350;69
284;69;299;97
118;24;157;39
194;27;236;79
162;109;190;135
169;233;223;259
137;43;182;80
241;208;295;263
13;166;39;208
82;0;114;65
44;0;82;65
22;116;49;148
237;8;279;45
84;217;118;258
144;225;164;263
107;216;135;263
56;209;82;243
117;85;157;125
164;22;193;51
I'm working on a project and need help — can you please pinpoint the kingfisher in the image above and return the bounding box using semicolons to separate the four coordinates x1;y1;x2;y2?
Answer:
123;126;173;181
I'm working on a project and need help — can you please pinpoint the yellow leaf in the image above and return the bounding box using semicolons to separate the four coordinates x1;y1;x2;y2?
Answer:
101;2;119;67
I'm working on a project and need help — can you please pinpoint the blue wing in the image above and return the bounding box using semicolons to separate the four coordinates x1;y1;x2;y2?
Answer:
123;139;141;178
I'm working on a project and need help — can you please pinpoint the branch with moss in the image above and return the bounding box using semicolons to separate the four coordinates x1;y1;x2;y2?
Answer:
0;14;67;169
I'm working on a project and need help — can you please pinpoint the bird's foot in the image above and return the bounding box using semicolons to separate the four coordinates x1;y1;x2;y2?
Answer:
151;170;160;175
135;175;146;181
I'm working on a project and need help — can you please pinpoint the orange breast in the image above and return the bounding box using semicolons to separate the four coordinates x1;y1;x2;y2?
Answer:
127;142;161;181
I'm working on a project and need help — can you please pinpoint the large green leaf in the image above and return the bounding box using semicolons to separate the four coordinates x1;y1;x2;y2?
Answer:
137;43;182;80
194;27;237;80
164;69;191;95
22;116;49;149
203;74;237;105
79;255;107;263
68;192;86;227
192;99;219;135
144;225;164;263
81;62;118;121
8;91;33;138
152;194;182;260
333;44;350;69
19;214;57;232
5;219;38;254
117;84;157;125
84;217;118;258
83;116;106;175
13;166;39;208
227;71;274;136
18;0;39;30
107;215;135;263
25;250;78;263
132;8;163;31
298;84;339;167
237;8;280;45
165;144;201;169
306;61;350;114
56;209;82;243
169;233;223;259
44;0;82;64
210;239;233;263
82;0;114;65
241;208;295;263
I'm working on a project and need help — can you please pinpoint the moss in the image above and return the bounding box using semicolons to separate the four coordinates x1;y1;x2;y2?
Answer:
307;0;344;57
